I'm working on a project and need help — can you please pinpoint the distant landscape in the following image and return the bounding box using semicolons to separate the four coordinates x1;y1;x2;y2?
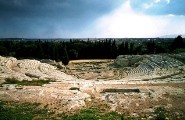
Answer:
0;36;184;65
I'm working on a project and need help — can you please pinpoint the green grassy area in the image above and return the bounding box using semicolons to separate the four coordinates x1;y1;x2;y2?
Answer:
64;106;185;120
0;101;127;120
154;106;185;120
0;101;184;120
61;107;124;120
2;77;55;86
0;101;50;120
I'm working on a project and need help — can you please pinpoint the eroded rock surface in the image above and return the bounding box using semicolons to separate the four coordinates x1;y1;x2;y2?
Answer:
0;56;73;83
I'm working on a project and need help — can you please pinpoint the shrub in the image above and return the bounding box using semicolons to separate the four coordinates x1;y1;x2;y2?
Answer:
63;107;123;120
0;101;49;120
3;78;55;86
154;107;168;120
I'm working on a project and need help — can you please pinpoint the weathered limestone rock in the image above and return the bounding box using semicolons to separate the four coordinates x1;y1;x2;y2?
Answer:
0;56;74;82
114;56;129;67
114;55;143;67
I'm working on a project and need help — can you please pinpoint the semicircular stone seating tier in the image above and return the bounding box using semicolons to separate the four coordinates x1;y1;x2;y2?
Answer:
0;56;74;81
0;56;17;72
17;60;40;70
128;55;183;76
39;63;57;74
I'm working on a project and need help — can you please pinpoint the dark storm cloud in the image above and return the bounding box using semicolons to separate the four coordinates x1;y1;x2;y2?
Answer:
0;0;123;19
0;0;123;38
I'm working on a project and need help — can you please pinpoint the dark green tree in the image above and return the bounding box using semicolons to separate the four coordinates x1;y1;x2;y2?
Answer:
61;45;69;65
171;35;184;51
69;49;78;60
111;40;118;58
146;40;156;54
0;46;8;56
118;41;125;55
129;42;135;54
124;41;129;54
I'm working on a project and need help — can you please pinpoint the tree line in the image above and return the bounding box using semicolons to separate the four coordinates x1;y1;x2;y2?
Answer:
0;36;184;65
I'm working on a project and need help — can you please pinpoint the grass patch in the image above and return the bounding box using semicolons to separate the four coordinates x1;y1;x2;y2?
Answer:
61;107;124;120
0;101;132;120
0;101;184;120
0;101;51;120
3;78;55;86
62;106;185;120
154;107;168;120
154;106;185;120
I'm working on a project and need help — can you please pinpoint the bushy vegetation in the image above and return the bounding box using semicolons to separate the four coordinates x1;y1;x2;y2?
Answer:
0;101;184;120
60;107;124;120
3;78;55;86
0;101;128;120
154;107;169;120
0;101;49;120
0;36;184;65
154;106;185;120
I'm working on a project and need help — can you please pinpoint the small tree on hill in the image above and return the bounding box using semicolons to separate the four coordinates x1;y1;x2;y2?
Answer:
171;35;184;51
61;46;69;65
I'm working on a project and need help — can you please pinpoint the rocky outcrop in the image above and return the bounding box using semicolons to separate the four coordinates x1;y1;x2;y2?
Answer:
114;55;143;67
0;56;73;82
0;84;91;112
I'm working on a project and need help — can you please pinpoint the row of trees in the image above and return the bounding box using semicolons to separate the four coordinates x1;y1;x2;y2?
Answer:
0;36;184;65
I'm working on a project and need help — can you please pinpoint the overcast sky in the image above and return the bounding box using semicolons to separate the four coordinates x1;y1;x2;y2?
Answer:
0;0;185;38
